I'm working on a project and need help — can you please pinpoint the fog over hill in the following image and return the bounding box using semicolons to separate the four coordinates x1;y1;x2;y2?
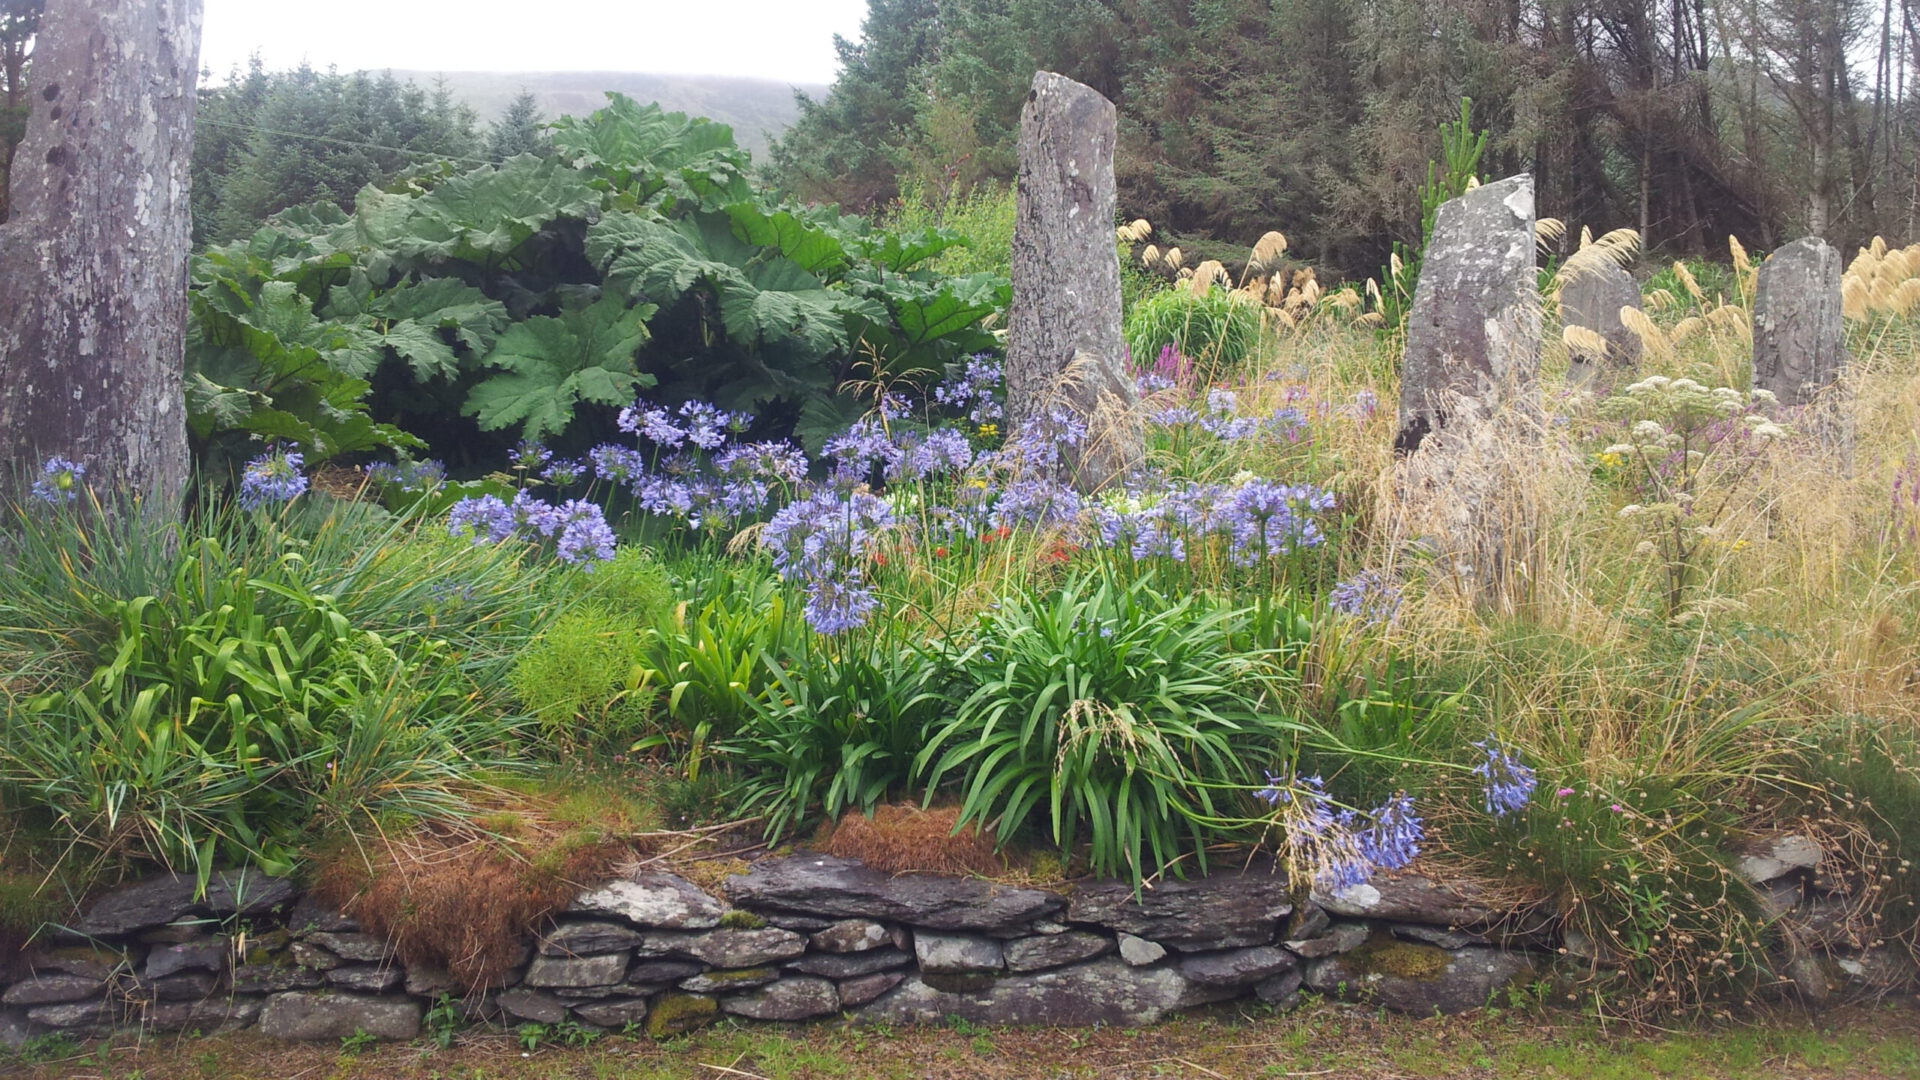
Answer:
388;71;829;157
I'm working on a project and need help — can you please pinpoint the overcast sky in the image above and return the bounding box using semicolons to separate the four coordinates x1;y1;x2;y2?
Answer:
199;0;870;84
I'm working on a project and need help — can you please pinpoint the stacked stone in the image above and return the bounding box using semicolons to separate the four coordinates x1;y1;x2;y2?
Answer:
4;845;1914;1047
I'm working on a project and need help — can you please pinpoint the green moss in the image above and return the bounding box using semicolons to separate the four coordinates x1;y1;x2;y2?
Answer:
644;992;719;1039
717;910;767;930
1349;932;1449;981
696;966;775;985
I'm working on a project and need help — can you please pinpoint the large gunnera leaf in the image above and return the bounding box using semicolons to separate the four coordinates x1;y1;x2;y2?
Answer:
464;296;659;440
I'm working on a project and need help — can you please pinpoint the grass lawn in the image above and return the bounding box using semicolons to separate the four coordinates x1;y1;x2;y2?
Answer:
9;1000;1920;1080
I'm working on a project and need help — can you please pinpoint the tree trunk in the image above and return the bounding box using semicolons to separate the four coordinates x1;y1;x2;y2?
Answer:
0;0;201;512
1005;70;1138;492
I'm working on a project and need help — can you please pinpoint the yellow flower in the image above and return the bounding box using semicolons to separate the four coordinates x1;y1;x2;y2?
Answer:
1597;451;1625;468
977;423;1000;438
967;477;989;490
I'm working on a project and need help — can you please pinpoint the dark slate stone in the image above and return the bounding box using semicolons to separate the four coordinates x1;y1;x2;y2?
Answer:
913;931;1004;974
230;962;325;994
787;948;914;979
325;965;405;993
305;932;392;963
146;995;262;1032
1389;923;1490;950
287;893;358;934
1285;920;1371;959
141;971;220;1001
257;991;421;1041
1067;868;1291;951
496;987;570;1024
725;854;1063;931
140;921;212;944
1304;945;1535;1015
622;960;709;987
404;963;460;998
77;869;292;937
537;919;647;957
1287;904;1330;942
1560;257;1643;382
568;872;728;930
837;970;907;1007
720;976;840;1021
1255;968;1305;1008
26;1000;115;1029
27;946;132;980
644;928;806;968
1175;946;1296;987
0;1008;29;1050
859;956;1236;1026
144;938;228;980
1003;931;1112;973
760;912;837;932
1753;239;1846;408
572;996;650;1027
1;973;105;1006
679;967;781;993
289;942;341;970
1310;870;1509;929
810;919;892;953
525;952;629;989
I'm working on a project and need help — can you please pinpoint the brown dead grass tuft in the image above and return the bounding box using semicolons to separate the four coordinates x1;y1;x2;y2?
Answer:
312;818;628;992
821;804;1004;877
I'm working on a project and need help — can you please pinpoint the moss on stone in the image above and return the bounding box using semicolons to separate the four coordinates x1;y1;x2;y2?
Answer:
697;966;775;985
1349;932;1450;981
645;992;718;1038
717;909;767;930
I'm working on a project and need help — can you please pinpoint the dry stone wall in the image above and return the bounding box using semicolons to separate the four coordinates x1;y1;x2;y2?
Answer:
0;847;1909;1047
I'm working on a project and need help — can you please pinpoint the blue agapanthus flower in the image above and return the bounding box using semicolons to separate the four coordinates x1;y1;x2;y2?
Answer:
1360;792;1424;870
554;501;617;566
1472;738;1537;818
448;495;516;543
239;448;308;509
1329;569;1404;625
30;456;86;505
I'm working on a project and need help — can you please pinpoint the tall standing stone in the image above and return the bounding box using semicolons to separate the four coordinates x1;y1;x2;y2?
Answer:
1559;258;1642;385
1006;71;1139;491
1752;237;1846;407
0;0;202;513
1395;174;1540;454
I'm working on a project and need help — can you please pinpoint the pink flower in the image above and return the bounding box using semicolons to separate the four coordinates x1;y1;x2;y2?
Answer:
1609;803;1624;813
1556;788;1575;797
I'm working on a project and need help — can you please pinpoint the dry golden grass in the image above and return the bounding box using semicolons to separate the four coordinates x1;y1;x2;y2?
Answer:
819;803;1006;877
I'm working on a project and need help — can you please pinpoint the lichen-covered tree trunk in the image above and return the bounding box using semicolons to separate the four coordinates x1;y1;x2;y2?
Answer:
0;0;201;511
1005;71;1138;492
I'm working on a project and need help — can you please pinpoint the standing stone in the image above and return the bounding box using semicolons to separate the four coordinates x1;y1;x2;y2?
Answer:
1006;70;1140;491
1559;258;1642;383
1396;174;1540;454
1752;237;1846;407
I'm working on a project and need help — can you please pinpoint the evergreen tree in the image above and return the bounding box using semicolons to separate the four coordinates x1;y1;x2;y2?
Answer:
486;89;551;159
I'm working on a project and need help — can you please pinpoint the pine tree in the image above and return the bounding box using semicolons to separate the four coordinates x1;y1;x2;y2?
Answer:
487;89;551;159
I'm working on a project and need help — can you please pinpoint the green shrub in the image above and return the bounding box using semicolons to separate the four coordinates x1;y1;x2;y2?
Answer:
1124;286;1264;380
890;180;1017;278
920;574;1305;883
509;607;652;743
559;547;674;625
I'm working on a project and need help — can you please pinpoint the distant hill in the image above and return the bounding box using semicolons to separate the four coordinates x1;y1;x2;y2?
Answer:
386;71;828;158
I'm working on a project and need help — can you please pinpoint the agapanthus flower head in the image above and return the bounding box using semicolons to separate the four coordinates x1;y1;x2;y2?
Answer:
590;444;647;484
1359;792;1423;870
448;495;516;544
763;489;896;582
1472;738;1537;818
239;447;308;509
803;572;881;635
30;456;86;505
509;440;553;473
554;500;616;565
934;354;1004;425
1329;569;1403;625
512;490;568;537
1258;770;1373;891
678;400;747;450
541;458;588;486
823;417;904;485
715;441;809;485
890;427;975;482
367;458;447;492
1219;479;1335;565
621;404;686;447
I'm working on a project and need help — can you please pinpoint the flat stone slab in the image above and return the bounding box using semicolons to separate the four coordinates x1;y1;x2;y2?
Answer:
538;919;648;956
525;952;630;989
257;991;421;1041
1738;834;1825;884
787;948;913;979
914;931;1004;974
1004;931;1112;972
569;872;728;930
573;996;650;1027
859;956;1235;1026
720;976;840;1021
1286;920;1371;959
811;919;892;953
646;928;807;968
726;854;1062;931
2;974;106;1006
838;970;907;1007
1067;868;1291;951
1311;870;1509;929
77;870;295;937
1175;946;1296;987
1305;944;1535;1015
